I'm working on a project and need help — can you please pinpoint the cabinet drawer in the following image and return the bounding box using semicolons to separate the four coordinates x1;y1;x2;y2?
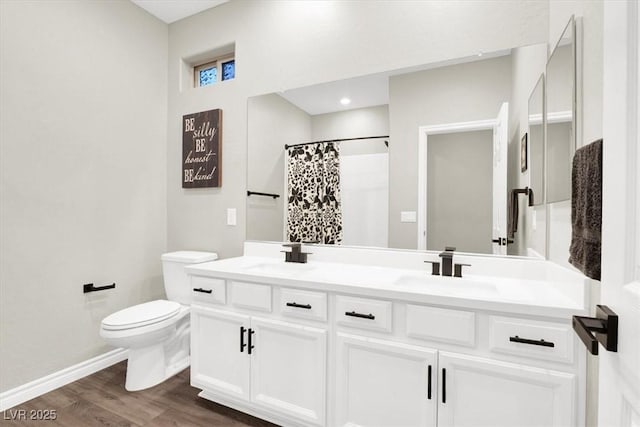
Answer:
336;295;392;333
230;281;272;312
191;276;226;305
280;288;327;322
489;316;574;364
406;304;476;347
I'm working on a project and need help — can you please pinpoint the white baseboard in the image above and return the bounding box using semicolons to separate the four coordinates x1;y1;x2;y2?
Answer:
0;348;127;412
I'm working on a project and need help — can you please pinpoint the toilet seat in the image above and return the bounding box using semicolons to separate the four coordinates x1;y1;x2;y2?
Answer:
102;300;181;331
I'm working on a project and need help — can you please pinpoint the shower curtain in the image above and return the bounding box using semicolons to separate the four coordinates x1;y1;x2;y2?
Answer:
286;142;343;244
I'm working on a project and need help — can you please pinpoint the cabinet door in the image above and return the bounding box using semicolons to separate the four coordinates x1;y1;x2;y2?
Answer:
335;333;437;427
250;317;327;426
191;305;250;401
437;351;576;427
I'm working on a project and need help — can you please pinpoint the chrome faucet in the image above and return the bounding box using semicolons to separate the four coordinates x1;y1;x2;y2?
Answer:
281;242;312;263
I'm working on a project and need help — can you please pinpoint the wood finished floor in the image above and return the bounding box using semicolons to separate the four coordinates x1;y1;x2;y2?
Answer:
1;361;279;426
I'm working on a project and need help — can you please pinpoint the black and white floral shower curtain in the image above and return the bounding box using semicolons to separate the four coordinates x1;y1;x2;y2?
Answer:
287;142;342;244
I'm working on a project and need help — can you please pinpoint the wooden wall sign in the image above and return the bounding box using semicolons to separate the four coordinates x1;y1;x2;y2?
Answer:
182;109;222;188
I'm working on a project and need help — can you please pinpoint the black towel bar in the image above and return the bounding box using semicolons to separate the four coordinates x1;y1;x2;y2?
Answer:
247;191;280;199
514;187;534;206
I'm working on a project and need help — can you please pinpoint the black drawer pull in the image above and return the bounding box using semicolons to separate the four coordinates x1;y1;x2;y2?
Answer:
345;311;375;320
248;328;255;355
509;335;555;347
193;288;213;294
286;302;312;309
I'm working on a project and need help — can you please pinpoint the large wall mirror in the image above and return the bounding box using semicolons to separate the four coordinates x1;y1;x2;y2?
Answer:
246;39;573;259
528;74;545;206
545;16;576;203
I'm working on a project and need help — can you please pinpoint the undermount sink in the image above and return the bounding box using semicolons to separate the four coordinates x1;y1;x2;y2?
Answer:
393;274;498;296
243;261;316;275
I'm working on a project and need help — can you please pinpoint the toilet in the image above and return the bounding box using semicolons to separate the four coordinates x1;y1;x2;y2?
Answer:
100;251;217;391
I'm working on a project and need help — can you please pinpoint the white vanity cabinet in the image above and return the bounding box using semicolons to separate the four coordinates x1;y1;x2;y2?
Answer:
333;298;580;427
186;252;586;427
190;302;327;426
335;333;438;427
437;352;575;427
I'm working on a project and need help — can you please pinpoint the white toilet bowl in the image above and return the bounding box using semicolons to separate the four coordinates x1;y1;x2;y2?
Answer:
100;300;190;391
100;251;217;391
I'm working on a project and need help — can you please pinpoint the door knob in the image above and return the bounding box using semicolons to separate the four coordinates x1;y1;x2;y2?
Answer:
572;305;618;355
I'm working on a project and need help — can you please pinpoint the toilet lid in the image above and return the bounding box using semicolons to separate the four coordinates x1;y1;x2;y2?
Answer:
102;300;181;331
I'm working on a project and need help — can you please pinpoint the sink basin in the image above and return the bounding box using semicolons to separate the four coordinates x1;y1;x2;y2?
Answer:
243;261;316;275
393;274;498;296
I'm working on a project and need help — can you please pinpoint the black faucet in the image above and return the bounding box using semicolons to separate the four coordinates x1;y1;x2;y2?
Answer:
282;243;312;263
439;246;456;276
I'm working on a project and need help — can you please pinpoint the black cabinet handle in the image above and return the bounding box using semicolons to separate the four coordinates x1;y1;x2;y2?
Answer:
427;365;432;400
442;368;446;403
240;326;247;352
509;335;555;347
193;288;212;294
286;302;312;309
248;328;255;355
345;311;375;320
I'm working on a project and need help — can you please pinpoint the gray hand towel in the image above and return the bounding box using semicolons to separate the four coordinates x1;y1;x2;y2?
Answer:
568;139;602;280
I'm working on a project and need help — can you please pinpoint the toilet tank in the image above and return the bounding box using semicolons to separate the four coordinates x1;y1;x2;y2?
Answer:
161;251;218;305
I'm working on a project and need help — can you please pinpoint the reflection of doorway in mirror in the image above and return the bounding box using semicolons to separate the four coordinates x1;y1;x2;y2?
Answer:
426;130;493;254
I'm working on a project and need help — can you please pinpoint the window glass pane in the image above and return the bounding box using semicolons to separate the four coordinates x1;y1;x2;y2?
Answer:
222;60;235;81
199;66;217;86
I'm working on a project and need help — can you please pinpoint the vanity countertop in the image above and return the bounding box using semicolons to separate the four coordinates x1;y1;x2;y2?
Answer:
186;254;588;319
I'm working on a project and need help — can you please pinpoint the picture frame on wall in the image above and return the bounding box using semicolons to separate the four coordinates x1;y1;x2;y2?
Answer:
521;132;528;173
182;109;222;188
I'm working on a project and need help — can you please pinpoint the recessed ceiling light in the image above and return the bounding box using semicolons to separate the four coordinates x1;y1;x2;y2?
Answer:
340;97;351;106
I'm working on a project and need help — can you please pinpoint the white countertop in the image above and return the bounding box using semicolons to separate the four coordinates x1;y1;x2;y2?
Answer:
186;254;588;319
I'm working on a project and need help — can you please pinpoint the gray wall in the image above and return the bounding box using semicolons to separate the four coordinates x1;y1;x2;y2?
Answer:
0;1;168;392
311;106;389;156
167;0;549;259
246;94;311;241
388;55;513;249
427;131;493;254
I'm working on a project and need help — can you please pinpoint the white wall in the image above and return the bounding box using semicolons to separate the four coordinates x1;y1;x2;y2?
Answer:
0;1;168;392
167;0;549;258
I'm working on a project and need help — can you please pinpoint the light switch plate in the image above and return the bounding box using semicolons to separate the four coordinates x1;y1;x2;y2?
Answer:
401;211;417;223
227;208;237;226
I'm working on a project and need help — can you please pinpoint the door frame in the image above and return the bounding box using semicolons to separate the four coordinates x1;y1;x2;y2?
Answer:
417;118;496;250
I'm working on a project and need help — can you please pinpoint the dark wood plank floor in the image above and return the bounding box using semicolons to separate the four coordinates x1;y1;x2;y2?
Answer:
1;361;279;426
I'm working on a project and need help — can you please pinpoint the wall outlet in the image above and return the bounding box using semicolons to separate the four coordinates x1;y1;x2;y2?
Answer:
400;211;417;223
227;208;237;226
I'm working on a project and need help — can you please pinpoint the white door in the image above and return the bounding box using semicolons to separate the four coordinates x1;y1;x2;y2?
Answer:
335;333;437;427
437;351;575;427
250;317;327;426
598;2;640;425
190;305;250;401
492;102;509;255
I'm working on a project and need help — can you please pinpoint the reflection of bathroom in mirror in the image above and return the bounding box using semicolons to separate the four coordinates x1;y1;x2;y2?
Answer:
528;74;545;206
246;36;575;258
546;17;575;203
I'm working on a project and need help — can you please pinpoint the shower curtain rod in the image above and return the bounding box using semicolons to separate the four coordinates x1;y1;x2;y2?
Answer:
284;135;389;150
